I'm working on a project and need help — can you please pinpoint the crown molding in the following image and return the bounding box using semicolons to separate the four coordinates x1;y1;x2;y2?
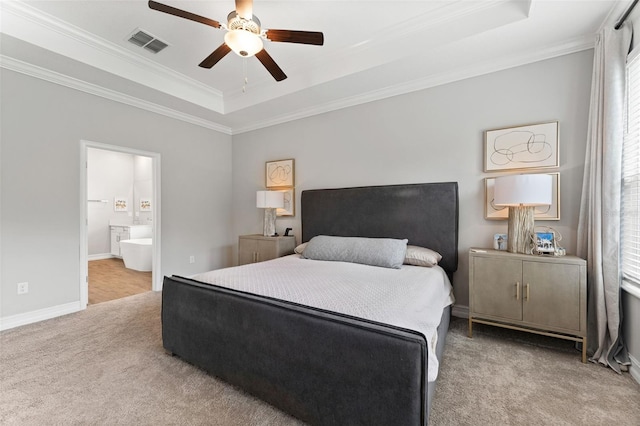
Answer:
1;0;225;113
0;55;232;135
232;35;595;135
2;30;594;137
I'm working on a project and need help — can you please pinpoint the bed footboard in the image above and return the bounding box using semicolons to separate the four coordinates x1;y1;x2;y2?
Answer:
162;275;430;426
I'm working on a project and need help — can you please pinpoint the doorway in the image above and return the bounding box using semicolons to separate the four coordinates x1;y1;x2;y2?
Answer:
79;141;161;309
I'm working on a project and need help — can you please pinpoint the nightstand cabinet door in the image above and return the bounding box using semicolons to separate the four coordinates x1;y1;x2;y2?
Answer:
238;235;296;265
238;240;257;265
522;261;582;332
472;257;522;321
256;239;278;261
468;249;587;362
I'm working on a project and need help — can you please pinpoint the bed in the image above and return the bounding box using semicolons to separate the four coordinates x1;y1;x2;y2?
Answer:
161;182;459;425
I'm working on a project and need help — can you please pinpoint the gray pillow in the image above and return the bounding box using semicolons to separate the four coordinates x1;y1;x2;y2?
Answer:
301;235;408;269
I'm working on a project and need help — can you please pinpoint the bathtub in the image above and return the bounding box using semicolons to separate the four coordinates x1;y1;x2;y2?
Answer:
119;238;152;272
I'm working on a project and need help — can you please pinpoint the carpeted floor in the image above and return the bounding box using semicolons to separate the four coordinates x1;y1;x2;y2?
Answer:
1;291;638;425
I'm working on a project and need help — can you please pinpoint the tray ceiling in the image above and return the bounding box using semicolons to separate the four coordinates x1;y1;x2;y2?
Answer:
0;1;624;134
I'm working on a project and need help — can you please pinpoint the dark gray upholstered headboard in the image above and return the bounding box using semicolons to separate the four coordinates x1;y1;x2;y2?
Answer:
301;182;459;279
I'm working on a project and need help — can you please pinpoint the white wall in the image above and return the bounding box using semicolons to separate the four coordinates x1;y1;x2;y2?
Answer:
231;50;593;309
0;68;233;319
87;149;154;256
133;155;153;225
87;148;135;256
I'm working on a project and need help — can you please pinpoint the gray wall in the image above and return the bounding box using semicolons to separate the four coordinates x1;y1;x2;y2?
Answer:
231;50;593;310
0;69;233;318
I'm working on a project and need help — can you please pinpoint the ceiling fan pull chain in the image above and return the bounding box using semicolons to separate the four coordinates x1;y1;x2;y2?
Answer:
242;58;248;93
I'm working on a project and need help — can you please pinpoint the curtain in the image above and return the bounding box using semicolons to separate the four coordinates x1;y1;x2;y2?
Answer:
577;24;632;373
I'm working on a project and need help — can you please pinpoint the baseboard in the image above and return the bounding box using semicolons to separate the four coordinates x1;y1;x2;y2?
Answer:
89;253;115;261
0;301;83;331
630;354;640;386
452;304;469;318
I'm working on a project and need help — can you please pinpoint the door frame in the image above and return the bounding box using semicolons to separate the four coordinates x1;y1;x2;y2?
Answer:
79;140;162;308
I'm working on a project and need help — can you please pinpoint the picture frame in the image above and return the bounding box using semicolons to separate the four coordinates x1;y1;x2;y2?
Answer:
275;188;295;217
484;121;559;172
114;197;128;212
484;172;560;221
266;159;295;188
140;198;152;212
493;233;508;251
535;232;556;254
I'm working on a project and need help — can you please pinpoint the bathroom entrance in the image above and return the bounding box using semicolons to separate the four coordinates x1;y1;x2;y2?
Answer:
80;141;161;308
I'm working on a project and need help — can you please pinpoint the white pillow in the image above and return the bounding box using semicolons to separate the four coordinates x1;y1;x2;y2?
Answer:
301;236;408;269
404;245;442;267
294;242;307;254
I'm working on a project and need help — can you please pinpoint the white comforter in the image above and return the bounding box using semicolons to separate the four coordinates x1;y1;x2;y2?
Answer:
192;254;455;381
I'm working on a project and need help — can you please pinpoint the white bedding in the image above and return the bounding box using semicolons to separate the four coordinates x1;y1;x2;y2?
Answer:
192;254;455;381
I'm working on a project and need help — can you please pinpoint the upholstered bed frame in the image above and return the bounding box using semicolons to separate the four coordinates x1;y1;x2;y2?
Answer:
162;182;459;425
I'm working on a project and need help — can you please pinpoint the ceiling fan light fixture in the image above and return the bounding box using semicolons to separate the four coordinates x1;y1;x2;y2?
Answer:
224;29;263;57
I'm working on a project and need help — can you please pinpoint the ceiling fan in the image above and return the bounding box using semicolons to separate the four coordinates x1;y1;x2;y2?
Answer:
148;0;324;82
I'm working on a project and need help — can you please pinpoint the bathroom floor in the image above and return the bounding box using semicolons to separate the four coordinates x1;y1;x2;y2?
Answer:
88;258;151;305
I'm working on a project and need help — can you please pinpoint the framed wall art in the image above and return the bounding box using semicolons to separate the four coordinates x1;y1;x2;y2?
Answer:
485;172;560;221
266;158;295;188
114;197;128;212
140;198;152;212
484;121;559;172
275;188;295;217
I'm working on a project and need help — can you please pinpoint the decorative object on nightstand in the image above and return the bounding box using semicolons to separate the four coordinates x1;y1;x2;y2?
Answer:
256;190;285;237
468;248;587;363
493;233;508;251
494;174;552;254
238;234;296;265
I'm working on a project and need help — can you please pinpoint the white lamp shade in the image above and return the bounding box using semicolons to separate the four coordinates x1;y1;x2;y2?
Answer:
494;174;552;206
256;190;284;208
224;30;264;57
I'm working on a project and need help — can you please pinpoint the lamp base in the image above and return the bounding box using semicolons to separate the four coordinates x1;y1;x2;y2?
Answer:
263;207;277;237
507;206;536;254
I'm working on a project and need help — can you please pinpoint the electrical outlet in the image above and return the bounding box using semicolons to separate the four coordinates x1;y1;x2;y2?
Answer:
189;256;195;264
17;282;29;294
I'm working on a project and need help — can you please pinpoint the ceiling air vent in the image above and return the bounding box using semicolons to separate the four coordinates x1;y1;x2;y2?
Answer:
127;29;168;54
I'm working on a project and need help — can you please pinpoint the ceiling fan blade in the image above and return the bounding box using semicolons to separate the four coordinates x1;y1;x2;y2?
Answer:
235;0;253;20
199;43;232;68
265;29;324;46
255;49;287;82
148;1;221;28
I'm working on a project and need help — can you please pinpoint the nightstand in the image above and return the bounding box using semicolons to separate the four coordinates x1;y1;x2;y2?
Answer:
468;248;587;362
238;234;296;265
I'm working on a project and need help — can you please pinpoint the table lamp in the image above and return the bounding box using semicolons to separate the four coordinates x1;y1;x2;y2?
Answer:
256;190;284;237
493;174;552;254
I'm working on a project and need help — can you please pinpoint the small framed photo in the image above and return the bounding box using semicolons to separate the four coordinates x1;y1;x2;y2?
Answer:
114;197;128;212
535;232;556;254
493;233;508;251
266;158;294;188
275;188;295;217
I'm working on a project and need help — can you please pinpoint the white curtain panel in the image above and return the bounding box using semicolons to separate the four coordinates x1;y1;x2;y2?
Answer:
577;24;632;373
